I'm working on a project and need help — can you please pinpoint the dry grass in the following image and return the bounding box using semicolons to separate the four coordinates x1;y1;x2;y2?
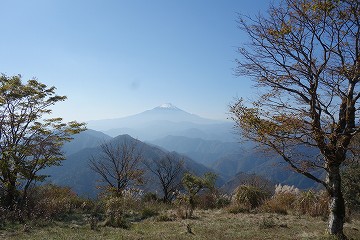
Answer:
1;209;359;240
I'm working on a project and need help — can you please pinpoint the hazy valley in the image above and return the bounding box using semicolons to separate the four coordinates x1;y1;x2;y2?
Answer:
43;103;322;198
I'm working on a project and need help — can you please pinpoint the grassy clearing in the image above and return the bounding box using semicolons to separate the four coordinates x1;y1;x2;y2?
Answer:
1;210;359;240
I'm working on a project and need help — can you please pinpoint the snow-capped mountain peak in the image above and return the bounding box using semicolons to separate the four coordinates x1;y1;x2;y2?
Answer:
157;103;179;110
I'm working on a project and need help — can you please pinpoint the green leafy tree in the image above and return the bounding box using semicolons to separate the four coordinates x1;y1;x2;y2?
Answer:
181;172;217;215
230;0;360;238
0;74;86;209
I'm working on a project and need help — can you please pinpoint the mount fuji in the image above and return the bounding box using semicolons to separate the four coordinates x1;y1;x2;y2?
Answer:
87;103;235;141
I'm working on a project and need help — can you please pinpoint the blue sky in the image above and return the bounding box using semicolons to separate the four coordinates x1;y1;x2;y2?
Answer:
0;0;271;122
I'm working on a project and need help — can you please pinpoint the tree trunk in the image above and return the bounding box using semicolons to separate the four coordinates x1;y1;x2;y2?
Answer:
163;187;171;203
163;193;169;203
19;180;32;210
327;164;347;240
5;180;18;210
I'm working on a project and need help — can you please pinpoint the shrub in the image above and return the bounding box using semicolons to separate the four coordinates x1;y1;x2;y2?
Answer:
100;188;164;226
197;191;232;210
174;193;193;219
215;194;232;209
227;204;251;214
294;190;328;217
259;185;328;217
25;184;85;220
261;193;296;215
103;188;143;212
197;191;217;209
140;201;167;220
141;206;159;219
142;192;159;203
102;196;130;228
342;163;360;212
261;185;299;214
232;185;270;211
79;198;97;213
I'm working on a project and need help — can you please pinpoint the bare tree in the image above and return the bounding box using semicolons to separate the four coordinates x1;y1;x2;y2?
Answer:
89;138;144;196
144;153;184;203
230;0;360;238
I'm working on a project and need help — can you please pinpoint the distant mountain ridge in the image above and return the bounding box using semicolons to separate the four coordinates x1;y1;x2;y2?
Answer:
62;129;112;155
150;135;244;167
87;104;234;141
87;104;221;130
47;130;323;197
46;134;217;197
150;135;323;189
50;104;325;195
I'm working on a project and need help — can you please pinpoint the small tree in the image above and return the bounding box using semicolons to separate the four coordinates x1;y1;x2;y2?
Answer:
144;153;184;203
89;138;144;196
0;74;85;210
181;172;217;216
231;0;360;238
